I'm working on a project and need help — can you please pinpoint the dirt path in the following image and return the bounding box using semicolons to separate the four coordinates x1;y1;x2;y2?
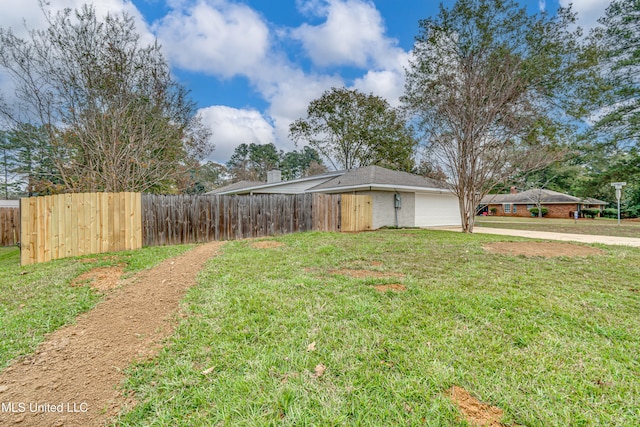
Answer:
0;241;223;427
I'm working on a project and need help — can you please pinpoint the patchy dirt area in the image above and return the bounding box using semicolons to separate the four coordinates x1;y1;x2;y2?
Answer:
71;265;125;292
251;240;285;249
483;241;604;257
373;284;406;292
0;241;223;427
330;269;405;279
449;385;511;427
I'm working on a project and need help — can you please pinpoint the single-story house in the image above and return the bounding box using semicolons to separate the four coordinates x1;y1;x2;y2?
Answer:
0;200;19;208
208;165;461;228
479;188;607;218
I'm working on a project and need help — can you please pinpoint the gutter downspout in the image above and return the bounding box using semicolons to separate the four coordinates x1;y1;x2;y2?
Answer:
394;192;401;228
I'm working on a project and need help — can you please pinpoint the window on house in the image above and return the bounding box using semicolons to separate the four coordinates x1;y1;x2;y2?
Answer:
504;203;511;213
526;204;534;210
513;205;517;213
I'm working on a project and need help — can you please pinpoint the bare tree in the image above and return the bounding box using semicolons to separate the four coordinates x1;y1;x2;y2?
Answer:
0;4;212;193
403;0;588;232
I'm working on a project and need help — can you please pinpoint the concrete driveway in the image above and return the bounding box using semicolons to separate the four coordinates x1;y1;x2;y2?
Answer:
433;226;640;248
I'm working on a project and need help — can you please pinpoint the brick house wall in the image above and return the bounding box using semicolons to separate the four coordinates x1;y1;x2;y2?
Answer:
488;203;580;218
546;204;579;218
488;204;530;217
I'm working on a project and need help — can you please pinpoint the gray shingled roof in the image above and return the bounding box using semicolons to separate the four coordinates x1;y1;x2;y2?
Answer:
205;180;265;195
481;189;607;205
308;165;449;192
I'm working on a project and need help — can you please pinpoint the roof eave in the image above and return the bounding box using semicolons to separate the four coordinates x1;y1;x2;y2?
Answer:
214;171;345;195
307;183;453;194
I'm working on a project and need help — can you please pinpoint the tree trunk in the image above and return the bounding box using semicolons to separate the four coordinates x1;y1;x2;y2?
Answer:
459;192;475;232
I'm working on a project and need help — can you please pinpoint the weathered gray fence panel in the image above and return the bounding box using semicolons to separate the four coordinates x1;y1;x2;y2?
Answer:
141;193;341;246
0;207;20;247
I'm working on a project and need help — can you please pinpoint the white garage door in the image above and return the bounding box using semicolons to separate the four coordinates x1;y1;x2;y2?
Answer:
414;192;461;227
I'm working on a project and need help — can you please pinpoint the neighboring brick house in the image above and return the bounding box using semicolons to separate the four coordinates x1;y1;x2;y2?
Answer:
479;188;607;218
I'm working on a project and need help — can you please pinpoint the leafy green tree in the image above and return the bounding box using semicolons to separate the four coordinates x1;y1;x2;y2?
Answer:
227;143;326;182
572;147;640;216
412;159;448;182
280;146;326;180
174;160;229;194
0;131;22;199
5;124;64;196
403;0;588;232
0;4;212;193
590;0;640;148
289;87;417;171
227;143;281;182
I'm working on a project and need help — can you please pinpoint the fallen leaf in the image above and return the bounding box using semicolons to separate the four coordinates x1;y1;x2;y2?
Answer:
314;363;326;378
307;341;316;352
201;367;215;375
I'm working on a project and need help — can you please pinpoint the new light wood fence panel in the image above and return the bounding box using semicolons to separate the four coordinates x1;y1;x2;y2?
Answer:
312;194;341;232
341;194;373;232
0;208;19;246
20;192;142;265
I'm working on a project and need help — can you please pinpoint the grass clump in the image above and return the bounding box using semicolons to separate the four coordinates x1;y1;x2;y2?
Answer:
116;231;640;426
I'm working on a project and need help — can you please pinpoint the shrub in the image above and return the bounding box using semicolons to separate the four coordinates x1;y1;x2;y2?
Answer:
602;208;618;219
529;207;548;217
623;205;640;218
489;207;497;215
581;208;600;219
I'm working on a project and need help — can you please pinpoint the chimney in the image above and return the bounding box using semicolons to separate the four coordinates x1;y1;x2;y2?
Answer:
267;169;282;183
510;186;517;194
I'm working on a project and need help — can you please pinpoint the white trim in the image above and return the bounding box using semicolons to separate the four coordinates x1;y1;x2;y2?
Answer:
216;172;344;195
307;183;454;194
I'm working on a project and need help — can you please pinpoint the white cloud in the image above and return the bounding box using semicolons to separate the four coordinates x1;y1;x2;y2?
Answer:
153;0;269;78
351;50;410;106
0;0;151;41
352;70;403;107
560;0;609;32
184;0;411;160
263;67;343;151
538;0;546;12
198;105;276;163
291;0;403;69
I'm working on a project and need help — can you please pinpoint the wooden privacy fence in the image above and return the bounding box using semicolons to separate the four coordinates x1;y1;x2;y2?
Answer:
141;193;341;246
20;192;142;265
19;192;372;265
0;208;20;246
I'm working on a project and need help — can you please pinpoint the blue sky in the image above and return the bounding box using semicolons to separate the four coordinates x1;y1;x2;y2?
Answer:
0;0;609;164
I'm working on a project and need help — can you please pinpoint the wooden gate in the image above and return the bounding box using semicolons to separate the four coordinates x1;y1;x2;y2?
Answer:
340;194;372;232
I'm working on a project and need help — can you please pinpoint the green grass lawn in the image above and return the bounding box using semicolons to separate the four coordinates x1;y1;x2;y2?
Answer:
114;231;640;426
0;244;193;369
476;216;640;238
